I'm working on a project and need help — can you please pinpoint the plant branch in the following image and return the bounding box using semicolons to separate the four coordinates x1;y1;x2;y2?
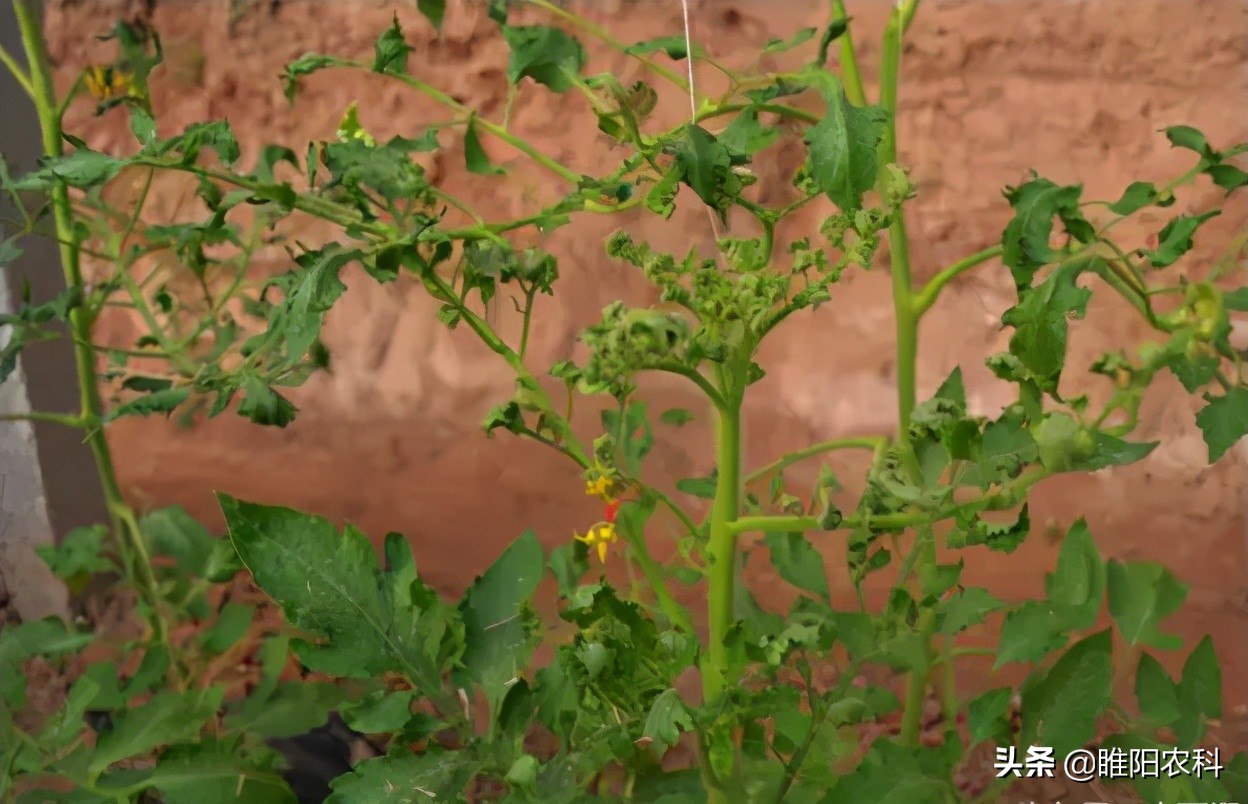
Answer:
913;245;1003;316
830;0;867;106
745;435;886;486
0;39;34;99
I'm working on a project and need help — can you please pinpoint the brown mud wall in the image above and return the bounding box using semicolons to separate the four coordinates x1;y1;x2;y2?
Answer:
41;0;1248;709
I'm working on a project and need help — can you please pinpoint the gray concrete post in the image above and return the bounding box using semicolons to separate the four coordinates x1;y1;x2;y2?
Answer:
1;0;105;620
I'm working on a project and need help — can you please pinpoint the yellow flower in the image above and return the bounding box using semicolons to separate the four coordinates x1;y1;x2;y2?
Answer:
584;475;614;501
84;66;133;101
574;522;617;563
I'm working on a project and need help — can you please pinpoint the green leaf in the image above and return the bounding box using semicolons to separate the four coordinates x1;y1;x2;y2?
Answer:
464;117;504;175
966;687;1013;745
456;530;544;716
89;688;225;774
939;587;1006;635
0;619;93;706
155;120;241;166
36;524;113;580
105;387;191;422
547;541;589;598
13;149;124;190
225;682;346;739
416;0;445;31
237;376;298;428
326;750;479;803
1020;629;1112;758
218;495;456;688
658;407;693;426
995;601;1066;667
674;124;739;224
826;739;958;803
340;689;417;734
1000;178;1083;284
0;236;21;268
140;506;238;582
1044;519;1104;630
129;106;157;146
803;71;888;212
815;18;849;66
1206;163;1248;193
764;531;830;602
642;689;694;754
763;27;816;55
143;749;297;804
1145;210;1220;268
1175;636;1221;746
1106;560;1187;649
1002;262;1090;390
624;36;688;60
200;602;254;654
719;109;780;158
1107;181;1159;215
1134;652;1181;725
501;25;587;92
676;471;717;500
372;17;413;75
1195;387;1248;462
1165;125;1214;158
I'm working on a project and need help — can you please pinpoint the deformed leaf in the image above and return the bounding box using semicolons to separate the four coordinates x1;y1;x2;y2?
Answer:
373;17;413;75
764;531;830;602
1145;210;1220;268
464;117;504;175
237;375;299;428
1164;125;1215;159
105;387;191;422
642;689;694;754
803;71;887;212
1107;181;1159;215
416;0;445;31
502;25;586;92
624;36;688;60
1195;387;1248;462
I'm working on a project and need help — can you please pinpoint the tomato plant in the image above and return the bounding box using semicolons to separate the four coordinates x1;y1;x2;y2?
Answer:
2;0;1246;801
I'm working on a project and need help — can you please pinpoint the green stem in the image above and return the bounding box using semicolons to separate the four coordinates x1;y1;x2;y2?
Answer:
913;245;1003;316
898;605;936;745
619;519;695;634
0;410;86;427
830;0;867;106
728;515;818;535
374;68;582;184
0;39;34;98
703;398;742;704
13;0;171;651
745;436;885;486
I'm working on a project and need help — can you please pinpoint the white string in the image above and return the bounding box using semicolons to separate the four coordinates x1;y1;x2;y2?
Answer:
680;0;697;119
678;0;725;241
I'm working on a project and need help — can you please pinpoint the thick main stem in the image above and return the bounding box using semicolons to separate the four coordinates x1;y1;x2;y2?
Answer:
878;0;938;747
14;0;169;648
703;400;741;704
701;392;742;803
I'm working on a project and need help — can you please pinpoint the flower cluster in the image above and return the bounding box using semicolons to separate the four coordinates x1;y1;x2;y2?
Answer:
575;473;623;563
